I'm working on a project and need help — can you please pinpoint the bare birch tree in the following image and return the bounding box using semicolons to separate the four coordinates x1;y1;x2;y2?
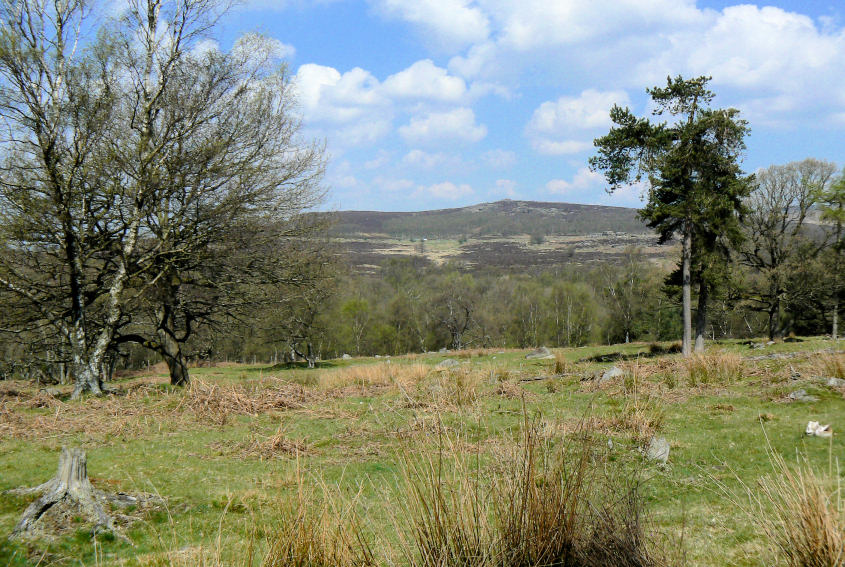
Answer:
0;0;140;398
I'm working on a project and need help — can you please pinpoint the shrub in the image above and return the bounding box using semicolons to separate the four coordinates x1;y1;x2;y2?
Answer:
530;232;546;245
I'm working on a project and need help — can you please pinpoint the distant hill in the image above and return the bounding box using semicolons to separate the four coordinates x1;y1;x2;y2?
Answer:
330;199;649;239
325;200;670;274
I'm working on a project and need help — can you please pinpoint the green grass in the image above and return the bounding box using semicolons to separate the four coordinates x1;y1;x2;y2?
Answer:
0;338;843;565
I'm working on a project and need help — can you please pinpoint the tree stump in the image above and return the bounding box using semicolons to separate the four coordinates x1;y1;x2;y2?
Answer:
9;447;154;539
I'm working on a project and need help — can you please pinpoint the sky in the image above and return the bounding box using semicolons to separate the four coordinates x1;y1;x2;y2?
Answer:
208;0;845;211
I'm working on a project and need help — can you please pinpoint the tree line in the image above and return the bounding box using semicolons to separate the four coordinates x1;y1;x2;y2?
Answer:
206;190;842;362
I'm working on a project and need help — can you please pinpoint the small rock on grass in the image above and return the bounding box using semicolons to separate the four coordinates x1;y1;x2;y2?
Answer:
598;366;624;384
787;389;818;402
437;358;459;368
826;377;845;388
646;436;670;463
525;346;554;360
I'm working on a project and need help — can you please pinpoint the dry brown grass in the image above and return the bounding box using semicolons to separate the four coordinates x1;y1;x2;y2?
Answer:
234;427;310;460
495;380;534;400
120;473;372;567
684;351;744;386
450;347;508;358
394;419;675;567
811;351;845;379
0;384;173;441
0;377;321;440
410;368;482;409
177;379;316;425
757;453;844;566
263;474;375;567
317;363;429;391
552;352;575;375
722;446;845;567
556;400;664;444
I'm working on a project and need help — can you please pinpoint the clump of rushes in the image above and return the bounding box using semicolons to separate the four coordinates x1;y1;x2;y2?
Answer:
719;443;844;567
553;352;572;375
814;351;844;379
755;452;843;567
685;352;743;386
263;471;374;567
395;416;678;567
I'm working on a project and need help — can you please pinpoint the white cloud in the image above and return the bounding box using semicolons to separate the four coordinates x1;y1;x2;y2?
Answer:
294;64;392;148
191;39;221;57
547;167;644;207
331;174;359;189
402;149;462;169
372;0;489;49
494;179;518;197
383;60;467;102
399;107;487;145
364;150;392;170
528;89;629;133
295;64;385;121
482;149;516;169
546;168;604;196
414;181;474;201
451;2;845;125
373;176;416;193
491;0;705;51
448;41;498;79
293;59;486;150
634;5;845;119
527;89;628;155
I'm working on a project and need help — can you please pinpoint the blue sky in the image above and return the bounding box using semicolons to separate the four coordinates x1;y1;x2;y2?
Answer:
211;0;844;211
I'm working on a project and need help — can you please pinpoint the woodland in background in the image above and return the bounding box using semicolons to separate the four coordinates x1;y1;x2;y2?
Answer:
150;156;845;365
0;0;841;389
2;157;843;378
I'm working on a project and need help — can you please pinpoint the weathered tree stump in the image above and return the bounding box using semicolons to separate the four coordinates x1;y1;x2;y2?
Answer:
9;447;156;540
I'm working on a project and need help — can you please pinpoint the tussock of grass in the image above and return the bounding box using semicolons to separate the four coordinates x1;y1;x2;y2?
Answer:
395;419;676;567
757;453;844;567
410;369;482;409
551;352;570;374
556;400;664;443
317;363;429;390
813;351;845;379
263;479;374;567
684;352;743;386
237;427;310;460
723;447;844;567
495;380;534;400
124;474;372;567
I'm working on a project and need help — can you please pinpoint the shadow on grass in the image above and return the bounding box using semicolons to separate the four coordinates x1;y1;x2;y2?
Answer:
579;343;682;363
260;361;340;372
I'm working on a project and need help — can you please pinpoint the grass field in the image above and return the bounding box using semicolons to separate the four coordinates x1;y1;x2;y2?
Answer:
1;339;843;566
